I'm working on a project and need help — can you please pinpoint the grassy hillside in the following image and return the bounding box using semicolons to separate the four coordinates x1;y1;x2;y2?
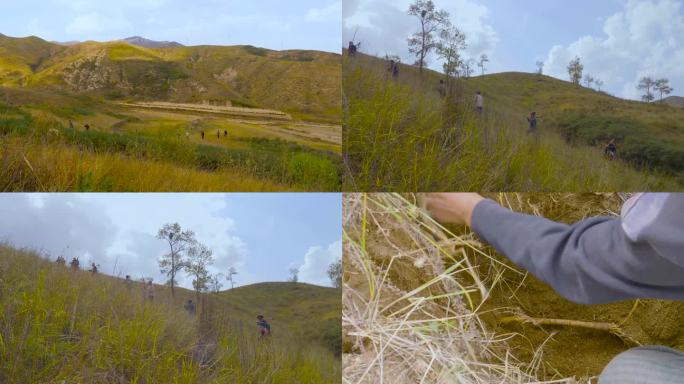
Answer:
343;53;683;191
0;54;342;191
1;35;341;120
0;245;341;383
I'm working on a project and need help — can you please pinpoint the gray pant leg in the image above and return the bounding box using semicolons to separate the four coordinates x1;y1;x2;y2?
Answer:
599;346;684;384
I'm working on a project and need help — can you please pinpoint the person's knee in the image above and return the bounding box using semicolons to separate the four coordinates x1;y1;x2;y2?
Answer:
599;346;684;384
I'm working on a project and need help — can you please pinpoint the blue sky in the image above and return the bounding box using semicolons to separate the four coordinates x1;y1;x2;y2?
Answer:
2;0;341;53
344;0;683;99
0;193;342;288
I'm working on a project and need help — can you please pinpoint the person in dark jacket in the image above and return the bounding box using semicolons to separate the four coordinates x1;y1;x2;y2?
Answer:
424;192;684;384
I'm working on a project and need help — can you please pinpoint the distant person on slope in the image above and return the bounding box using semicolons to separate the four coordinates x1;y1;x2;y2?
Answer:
475;91;484;115
90;262;98;275
145;279;155;301
256;315;271;337
184;299;197;315
201;131;205;140
527;112;538;134
605;139;618;161
125;275;133;290
70;258;79;270
348;41;359;56
56;256;66;266
438;80;446;99
388;60;399;80
424;192;684;384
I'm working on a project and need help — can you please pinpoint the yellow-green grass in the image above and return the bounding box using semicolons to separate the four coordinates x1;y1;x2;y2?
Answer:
0;245;340;383
343;54;683;191
0;88;343;191
0;136;291;192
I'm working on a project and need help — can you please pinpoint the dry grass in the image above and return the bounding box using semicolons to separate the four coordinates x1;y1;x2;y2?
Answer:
341;193;646;383
343;193;561;384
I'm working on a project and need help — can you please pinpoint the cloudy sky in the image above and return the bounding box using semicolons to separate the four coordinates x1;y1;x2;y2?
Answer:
344;0;683;100
2;0;341;53
0;193;341;288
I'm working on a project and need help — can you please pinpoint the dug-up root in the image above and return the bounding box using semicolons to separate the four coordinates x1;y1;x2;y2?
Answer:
500;310;641;346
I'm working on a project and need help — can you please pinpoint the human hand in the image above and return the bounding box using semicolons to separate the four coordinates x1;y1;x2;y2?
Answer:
422;193;485;227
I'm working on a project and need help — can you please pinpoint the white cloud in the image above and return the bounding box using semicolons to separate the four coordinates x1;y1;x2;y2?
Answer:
306;1;342;22
543;0;684;99
343;0;497;68
0;194;249;290
297;240;342;287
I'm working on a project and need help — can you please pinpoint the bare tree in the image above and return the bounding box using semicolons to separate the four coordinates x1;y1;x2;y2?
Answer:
463;59;475;78
478;54;489;76
185;243;214;298
209;273;224;293
327;259;342;288
638;77;655;103
584;74;595;89
157;223;196;299
595;79;604;92
225;267;238;289
536;60;544;75
407;0;450;75
436;24;467;87
567;57;583;85
288;267;299;283
655;78;673;101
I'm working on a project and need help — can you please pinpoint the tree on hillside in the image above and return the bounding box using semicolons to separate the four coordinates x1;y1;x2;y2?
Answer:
436;24;467;87
185;243;214;298
536;61;544;75
327;259;342;288
462;59;475;78
225;267;238;289
157;223;196;299
288;267;299;283
567;57;583;85
478;54;489;76
595;79;604;92
584;74;595;89
209;273;224;293
407;0;450;75
638;77;655;102
655;78;673;101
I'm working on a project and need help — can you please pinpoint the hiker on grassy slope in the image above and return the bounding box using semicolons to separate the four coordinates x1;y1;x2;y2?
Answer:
256;315;271;337
348;41;359;56
475;91;484;115
424;192;684;384
56;256;66;266
605;139;618;160
145;279;155;301
184;299;196;315
70;257;79;270
388;60;399;80
527;112;538;133
438;80;446;99
90;262;98;275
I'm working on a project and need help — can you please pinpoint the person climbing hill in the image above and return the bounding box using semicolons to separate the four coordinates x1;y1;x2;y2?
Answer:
56;256;66;266
348;41;359;56
256;315;271;337
184;299;197;315
475;91;484;115
438;80;446;99
70;257;79;270
605;139;618;161
90;262;98;275
388;60;399;80
527;112;539;134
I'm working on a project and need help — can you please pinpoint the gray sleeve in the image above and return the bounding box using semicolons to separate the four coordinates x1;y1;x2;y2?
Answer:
470;198;684;304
